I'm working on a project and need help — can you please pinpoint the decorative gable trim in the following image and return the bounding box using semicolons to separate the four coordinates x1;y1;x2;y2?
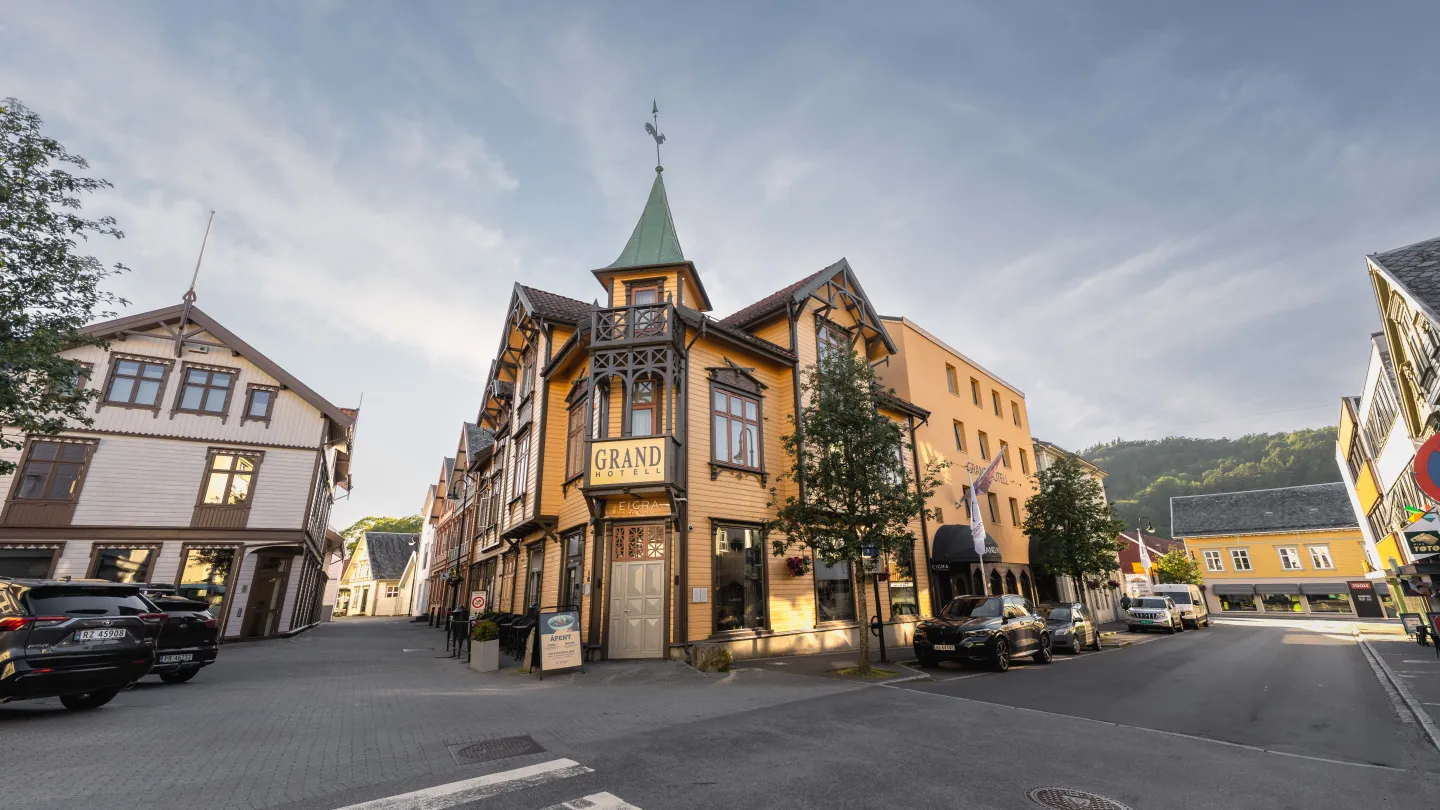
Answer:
706;359;766;396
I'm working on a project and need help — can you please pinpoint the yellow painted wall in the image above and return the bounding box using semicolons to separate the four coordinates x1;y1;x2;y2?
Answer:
1180;529;1368;578
1375;532;1404;571
1355;463;1381;514
751;314;793;351
877;317;1035;565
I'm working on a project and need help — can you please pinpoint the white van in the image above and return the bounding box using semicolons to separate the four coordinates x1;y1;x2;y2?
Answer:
1150;584;1209;628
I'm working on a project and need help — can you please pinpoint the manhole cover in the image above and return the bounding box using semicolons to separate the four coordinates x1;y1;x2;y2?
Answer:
1026;787;1132;810
449;735;545;765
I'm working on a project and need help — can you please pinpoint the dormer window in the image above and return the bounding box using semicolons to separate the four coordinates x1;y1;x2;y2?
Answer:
631;283;660;305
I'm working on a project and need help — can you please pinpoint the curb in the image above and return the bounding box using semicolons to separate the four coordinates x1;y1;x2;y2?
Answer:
1355;629;1440;754
877;672;932;686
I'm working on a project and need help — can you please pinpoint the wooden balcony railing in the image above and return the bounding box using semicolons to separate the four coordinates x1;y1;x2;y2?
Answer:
592;303;676;348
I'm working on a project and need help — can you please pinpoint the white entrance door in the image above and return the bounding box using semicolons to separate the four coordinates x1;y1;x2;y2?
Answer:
609;560;664;658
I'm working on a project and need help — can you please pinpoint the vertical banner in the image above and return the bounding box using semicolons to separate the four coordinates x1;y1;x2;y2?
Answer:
537;610;583;673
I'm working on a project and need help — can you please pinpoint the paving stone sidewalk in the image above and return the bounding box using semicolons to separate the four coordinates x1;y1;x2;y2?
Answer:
0;617;861;810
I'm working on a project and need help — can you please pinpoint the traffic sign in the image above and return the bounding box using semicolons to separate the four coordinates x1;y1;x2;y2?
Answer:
469;591;488;614
1413;434;1440;503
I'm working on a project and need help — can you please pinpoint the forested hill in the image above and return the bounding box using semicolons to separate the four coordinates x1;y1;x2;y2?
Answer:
1080;428;1341;538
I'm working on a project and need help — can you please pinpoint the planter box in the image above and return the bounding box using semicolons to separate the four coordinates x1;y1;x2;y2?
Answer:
469;639;500;673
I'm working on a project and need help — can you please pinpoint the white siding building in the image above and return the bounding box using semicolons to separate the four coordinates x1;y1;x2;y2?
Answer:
0;304;355;641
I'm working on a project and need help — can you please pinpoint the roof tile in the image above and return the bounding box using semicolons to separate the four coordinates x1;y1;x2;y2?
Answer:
1171;483;1356;537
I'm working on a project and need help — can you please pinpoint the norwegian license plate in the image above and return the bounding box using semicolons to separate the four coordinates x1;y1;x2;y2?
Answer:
75;628;127;641
1139;620;1155;625
159;653;194;663
932;644;956;651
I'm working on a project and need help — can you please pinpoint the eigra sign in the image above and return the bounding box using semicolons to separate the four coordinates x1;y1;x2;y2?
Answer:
587;436;667;486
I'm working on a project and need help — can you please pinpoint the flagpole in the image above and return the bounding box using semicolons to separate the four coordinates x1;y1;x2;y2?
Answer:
970;467;986;595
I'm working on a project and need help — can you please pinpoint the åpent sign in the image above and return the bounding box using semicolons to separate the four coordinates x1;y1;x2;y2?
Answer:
587;437;666;487
1413;433;1440;503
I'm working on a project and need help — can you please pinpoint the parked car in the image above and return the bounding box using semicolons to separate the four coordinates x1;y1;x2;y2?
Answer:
146;595;221;683
1127;596;1185;634
1150;583;1209;628
0;578;163;710
914;594;1052;671
1038;601;1102;653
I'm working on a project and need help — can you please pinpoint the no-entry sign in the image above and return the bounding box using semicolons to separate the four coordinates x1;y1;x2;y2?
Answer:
469;591;488;615
1413;434;1440;503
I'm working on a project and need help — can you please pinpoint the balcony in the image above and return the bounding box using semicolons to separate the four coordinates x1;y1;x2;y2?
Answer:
592;303;679;349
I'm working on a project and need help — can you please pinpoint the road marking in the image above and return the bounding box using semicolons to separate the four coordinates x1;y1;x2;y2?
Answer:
333;759;593;810
540;792;642;809
1403;660;1440;664
879;684;1406;772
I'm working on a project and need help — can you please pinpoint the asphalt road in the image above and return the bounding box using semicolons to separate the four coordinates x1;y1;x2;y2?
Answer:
5;618;1437;810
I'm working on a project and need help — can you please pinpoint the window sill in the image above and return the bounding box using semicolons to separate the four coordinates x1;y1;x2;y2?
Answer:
813;620;860;630
100;401;162;413
707;627;771;640
709;461;767;486
172;408;229;423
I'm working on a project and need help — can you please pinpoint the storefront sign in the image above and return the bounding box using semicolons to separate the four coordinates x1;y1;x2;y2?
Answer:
1404;522;1440;559
469;591;488;617
537;610;583;672
1401;613;1425;636
605;497;670;518
587;437;666;486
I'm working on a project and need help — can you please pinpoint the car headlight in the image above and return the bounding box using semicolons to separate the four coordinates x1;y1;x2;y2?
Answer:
913;629;928;642
1054;627;1072;636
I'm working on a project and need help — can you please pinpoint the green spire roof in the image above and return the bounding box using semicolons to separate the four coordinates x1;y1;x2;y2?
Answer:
608;169;685;269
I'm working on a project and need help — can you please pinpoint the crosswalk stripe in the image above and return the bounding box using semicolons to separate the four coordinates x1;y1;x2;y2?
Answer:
334;758;593;810
539;792;642;810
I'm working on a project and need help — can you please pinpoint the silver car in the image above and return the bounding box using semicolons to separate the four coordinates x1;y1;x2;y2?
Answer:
1127;596;1185;634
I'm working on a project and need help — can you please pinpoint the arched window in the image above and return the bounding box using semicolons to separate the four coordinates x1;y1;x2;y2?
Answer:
971;569;984;596
1020;572;1033;603
1004;571;1018;595
989;569;1002;597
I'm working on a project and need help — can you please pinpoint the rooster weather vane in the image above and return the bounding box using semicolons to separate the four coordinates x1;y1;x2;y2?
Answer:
645;99;665;171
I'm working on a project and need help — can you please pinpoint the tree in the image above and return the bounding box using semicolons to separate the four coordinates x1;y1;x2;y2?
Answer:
341;515;424;553
769;346;944;675
1152;547;1204;585
1023;454;1127;615
1;98;128;475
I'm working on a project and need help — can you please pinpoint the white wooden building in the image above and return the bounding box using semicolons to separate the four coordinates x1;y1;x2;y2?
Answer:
0;303;355;641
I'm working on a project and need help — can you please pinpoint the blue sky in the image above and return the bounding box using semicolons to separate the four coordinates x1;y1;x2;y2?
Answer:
5;2;1440;525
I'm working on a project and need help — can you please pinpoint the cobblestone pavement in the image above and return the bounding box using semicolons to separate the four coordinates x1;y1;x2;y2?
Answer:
0;617;860;810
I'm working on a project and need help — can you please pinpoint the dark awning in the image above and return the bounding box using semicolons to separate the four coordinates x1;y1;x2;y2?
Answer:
1299;583;1348;595
1210;584;1255;595
929;524;1001;570
1254;584;1299;595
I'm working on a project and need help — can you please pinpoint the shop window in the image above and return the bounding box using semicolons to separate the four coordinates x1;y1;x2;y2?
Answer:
559;531;584;611
1202;550;1224;572
814;559;856;623
714;525;766;632
1004;571;1018;595
888;544;917;616
1308;545;1334;570
90;546;156;583
1305;592;1353;614
1229;548;1252;572
177;546;236;617
1277;547;1303;571
989;569;1002;596
712;387;761;469
523;546;544;616
1217;593;1257;612
1260;593;1302;613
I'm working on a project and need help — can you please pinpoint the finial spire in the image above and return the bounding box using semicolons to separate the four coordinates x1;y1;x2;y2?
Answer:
175;210;214;357
644;99;666;173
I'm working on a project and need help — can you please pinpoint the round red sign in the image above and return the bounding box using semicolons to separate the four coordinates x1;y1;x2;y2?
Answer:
1415;433;1440;504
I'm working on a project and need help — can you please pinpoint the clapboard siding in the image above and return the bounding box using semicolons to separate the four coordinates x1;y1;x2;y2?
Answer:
71;437;207;526
751;314;792;351
62;329;327;448
0;444;23;503
246;448;317;529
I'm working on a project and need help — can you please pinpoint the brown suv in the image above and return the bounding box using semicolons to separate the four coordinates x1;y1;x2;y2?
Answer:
0;578;164;710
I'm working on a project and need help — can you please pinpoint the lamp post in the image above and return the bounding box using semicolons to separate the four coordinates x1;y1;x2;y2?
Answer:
1121;519;1157;591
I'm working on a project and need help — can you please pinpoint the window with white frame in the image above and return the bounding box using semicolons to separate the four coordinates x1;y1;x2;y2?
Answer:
1277;547;1303;571
1202;549;1224;572
1308;545;1334;570
1229;548;1252;572
385;585;399;598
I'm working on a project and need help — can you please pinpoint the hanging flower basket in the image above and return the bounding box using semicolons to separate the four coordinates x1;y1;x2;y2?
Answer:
1105;581;1120;590
786;556;812;577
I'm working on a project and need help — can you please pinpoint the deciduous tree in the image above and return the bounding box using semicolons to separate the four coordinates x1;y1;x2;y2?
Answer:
770;346;944;675
342;515;424;553
1;98;127;474
1152;547;1204;585
1023;455;1126;615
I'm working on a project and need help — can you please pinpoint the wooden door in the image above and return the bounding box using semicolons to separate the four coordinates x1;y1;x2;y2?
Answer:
243;552;292;638
608;523;666;659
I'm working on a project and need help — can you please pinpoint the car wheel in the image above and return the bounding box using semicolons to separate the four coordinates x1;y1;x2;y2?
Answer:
1177;619;1186;632
160;668;199;684
1065;639;1080;654
1202;616;1210;627
59;689;119;711
1167;620;1178;634
991;637;1010;672
1034;634;1053;664
1090;631;1102;651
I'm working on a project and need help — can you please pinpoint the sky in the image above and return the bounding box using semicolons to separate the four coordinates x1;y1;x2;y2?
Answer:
5;2;1440;526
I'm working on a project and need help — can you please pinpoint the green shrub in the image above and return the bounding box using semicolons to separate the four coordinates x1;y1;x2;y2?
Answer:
471;620;499;642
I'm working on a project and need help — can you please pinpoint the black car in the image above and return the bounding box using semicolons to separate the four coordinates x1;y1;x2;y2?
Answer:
147;595;221;683
0;578;163;710
1037;601;1102;653
913;594;1052;671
